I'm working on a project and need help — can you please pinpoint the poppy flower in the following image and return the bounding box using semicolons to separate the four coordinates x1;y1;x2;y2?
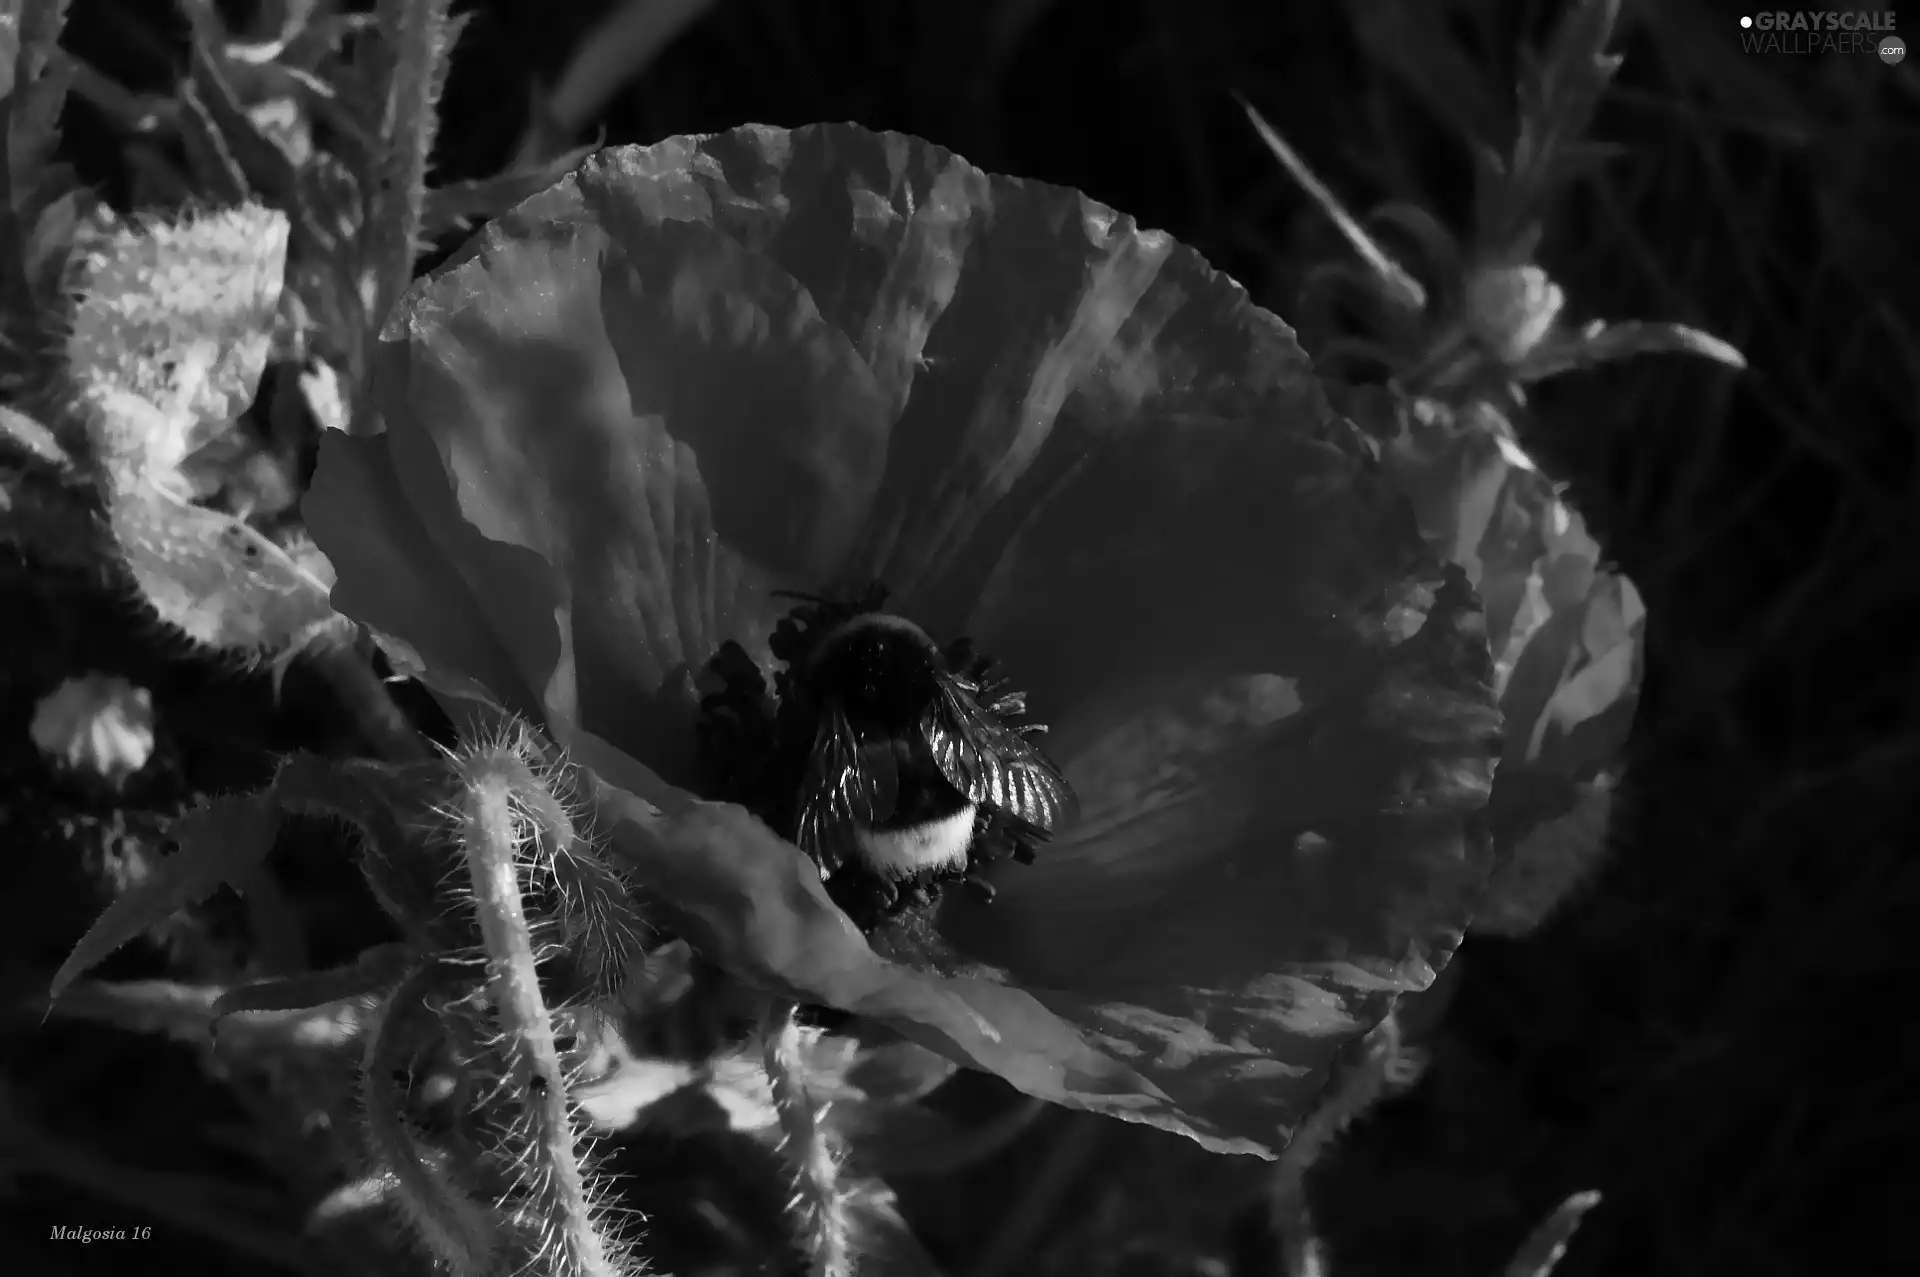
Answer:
305;123;1502;1157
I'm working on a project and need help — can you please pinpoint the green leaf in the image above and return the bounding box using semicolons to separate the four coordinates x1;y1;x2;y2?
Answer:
39;978;234;1043
43;978;368;1053
1480;0;1626;253
183;36;305;206
0;401;68;467
368;0;465;324
1521;319;1748;381
277;6;377;76
212;941;416;1023
271;752;466;944
0;0;78;381
48;791;280;1003
1504;1189;1604;1277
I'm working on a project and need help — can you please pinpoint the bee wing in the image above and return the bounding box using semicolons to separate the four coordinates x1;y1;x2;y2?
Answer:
924;683;1078;834
795;707;899;874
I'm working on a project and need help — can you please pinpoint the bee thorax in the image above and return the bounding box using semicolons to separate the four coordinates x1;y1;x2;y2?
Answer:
854;803;979;880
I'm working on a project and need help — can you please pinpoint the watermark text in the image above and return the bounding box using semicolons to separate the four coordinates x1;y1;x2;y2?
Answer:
48;1225;153;1243
1739;11;1903;57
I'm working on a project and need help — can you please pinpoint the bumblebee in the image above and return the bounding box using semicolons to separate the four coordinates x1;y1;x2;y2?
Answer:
696;584;1076;929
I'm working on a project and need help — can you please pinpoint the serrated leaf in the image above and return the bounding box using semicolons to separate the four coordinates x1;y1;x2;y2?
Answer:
272;751;443;833
212;940;415;1022
45;977;368;1051
271;752;460;941
185;36;304;205
1;3;77;351
113;488;349;660
38;977;229;1043
49;791;281;1003
0;401;69;467
1521;319;1747;381
368;0;464;309
1504;1189;1603;1277
1479;0;1625;254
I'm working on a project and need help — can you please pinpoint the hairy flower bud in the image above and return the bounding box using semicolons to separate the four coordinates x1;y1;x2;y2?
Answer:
30;672;156;788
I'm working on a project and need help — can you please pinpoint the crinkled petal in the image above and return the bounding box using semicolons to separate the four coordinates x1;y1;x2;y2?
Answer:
349;173;896;784
594;788;1205;1142
305;428;550;727
306;123;1506;1157
1380;416;1641;938
933;568;1498;1148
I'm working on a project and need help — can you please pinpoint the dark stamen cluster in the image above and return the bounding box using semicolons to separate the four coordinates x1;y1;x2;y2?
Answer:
694;581;1060;940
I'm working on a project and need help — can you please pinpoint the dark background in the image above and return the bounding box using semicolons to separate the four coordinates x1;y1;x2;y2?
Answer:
20;1;1916;1275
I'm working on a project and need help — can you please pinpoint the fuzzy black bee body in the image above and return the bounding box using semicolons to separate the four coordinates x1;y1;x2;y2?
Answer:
695;586;1076;929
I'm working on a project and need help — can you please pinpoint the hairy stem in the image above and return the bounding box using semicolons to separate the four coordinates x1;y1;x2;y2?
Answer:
763;1000;852;1277
513;753;645;999
1269;1009;1425;1277
361;962;500;1277
454;749;627;1277
362;0;461;435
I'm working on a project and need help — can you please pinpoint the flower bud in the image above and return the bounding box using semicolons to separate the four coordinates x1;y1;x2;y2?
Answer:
31;673;156;788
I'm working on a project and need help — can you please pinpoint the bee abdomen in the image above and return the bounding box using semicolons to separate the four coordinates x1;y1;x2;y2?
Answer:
855;803;979;880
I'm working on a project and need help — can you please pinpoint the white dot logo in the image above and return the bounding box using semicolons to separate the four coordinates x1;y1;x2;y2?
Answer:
1740;15;1753;27
1883;36;1908;65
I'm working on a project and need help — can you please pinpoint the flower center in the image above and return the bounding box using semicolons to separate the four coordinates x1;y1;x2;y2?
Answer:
693;583;1076;933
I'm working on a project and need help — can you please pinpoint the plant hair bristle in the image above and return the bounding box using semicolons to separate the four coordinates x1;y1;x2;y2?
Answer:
489;1095;648;1277
763;1001;855;1277
433;717;647;997
444;747;640;1276
360;964;503;1277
